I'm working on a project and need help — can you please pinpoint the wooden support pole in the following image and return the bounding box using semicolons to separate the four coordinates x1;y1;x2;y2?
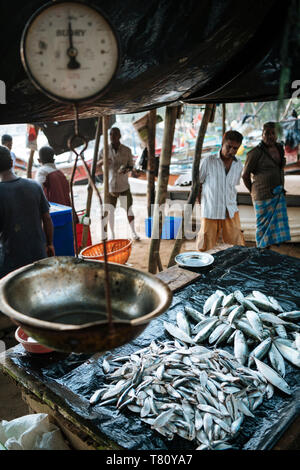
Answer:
146;109;157;218
81;116;102;249
102;115;110;238
148;105;178;274
167;104;215;268
222;103;226;135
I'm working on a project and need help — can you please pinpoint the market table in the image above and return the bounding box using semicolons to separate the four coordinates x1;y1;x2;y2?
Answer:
0;246;299;451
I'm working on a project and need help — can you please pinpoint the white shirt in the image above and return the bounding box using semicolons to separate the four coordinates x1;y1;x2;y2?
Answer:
199;152;243;219
99;143;133;193
35;163;57;185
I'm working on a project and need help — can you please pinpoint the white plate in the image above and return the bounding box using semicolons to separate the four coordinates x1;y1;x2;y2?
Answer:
175;251;214;268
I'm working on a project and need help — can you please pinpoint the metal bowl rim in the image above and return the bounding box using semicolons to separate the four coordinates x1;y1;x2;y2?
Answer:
0;256;173;331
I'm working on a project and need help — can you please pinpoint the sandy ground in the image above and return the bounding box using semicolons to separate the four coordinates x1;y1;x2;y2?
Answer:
1;184;300;426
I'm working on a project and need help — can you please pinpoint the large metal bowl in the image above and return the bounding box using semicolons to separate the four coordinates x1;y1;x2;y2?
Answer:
0;257;172;354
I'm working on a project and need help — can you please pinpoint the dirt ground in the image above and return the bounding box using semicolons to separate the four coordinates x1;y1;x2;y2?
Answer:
1;186;300;426
74;188;300;270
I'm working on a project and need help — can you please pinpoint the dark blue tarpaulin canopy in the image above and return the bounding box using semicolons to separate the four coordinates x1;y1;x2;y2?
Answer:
0;0;299;123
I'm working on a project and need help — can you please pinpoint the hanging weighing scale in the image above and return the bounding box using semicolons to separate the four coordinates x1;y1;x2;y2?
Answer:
0;0;172;354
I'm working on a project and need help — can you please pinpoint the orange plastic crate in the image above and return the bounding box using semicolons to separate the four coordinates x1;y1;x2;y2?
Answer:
79;239;132;265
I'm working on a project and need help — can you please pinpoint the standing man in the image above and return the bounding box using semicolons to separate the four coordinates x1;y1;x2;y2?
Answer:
35;145;72;207
1;134;16;169
97;127;140;240
196;130;245;252
0;145;54;279
242;122;290;248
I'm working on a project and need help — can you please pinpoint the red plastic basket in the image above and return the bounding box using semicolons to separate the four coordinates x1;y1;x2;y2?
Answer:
79;239;132;265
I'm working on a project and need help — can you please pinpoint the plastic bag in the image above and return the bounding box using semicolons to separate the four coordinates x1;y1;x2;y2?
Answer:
0;413;70;450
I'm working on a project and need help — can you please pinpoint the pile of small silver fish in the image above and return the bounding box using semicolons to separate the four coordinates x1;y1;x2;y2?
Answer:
90;340;274;450
161;289;300;393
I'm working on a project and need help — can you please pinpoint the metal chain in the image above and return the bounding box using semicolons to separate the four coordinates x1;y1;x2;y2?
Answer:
68;104;114;331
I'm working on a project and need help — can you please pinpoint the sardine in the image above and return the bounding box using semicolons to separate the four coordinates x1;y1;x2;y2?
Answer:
253;358;291;395
163;321;195;345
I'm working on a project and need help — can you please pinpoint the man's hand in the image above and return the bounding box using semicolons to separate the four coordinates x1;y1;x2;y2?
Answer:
46;244;55;257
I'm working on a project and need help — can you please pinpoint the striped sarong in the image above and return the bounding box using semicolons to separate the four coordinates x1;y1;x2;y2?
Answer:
254;185;291;248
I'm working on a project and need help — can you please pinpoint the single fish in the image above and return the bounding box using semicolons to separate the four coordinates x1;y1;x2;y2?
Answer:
203;292;221;315
233;290;245;305
260;312;293;326
176;311;191;336
228;305;244;324
234;330;249;365
209;295;224;317
268;296;284;312
208;322;228;344
248;337;272;367
268;343;286;378
163;321;195;345
193;318;219;343
278;311;300;321
222;293;236;308
253;357;292;395
246;310;264;339
89;388;105;405
185;306;206;323
274;340;300;368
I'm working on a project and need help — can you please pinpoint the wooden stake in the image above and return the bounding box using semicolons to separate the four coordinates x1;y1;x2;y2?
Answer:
81;116;102;249
102;115;110;238
146;109;157;218
148;105;178;274
167;104;215;268
222;103;226;135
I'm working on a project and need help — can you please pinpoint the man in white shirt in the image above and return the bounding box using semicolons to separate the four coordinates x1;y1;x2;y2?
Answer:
196;130;245;252
97;127;140;240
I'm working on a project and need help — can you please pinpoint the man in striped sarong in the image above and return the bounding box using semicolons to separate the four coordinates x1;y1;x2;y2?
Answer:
243;122;291;248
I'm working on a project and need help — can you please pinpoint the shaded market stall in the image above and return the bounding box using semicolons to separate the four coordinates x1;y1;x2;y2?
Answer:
0;0;300;452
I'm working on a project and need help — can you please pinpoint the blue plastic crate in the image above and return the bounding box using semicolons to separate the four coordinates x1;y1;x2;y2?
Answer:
50;203;75;256
145;216;182;239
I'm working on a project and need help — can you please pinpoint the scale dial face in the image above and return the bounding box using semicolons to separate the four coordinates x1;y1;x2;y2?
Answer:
21;1;120;103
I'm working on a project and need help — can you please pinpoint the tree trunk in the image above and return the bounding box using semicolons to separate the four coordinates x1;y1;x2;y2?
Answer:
222;103;226;135
146;109;157;218
167;103;215;268
148;105;178;274
102;115;110;238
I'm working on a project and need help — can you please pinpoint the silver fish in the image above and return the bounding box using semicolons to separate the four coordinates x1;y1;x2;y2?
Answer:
163;321;195;345
233;290;245;305
274;340;300;368
89;388;105;405
176;311;191;336
259;312;290;326
278;311;300;321
248;337;272;367
268;296;284;312
203;292;221;315
268;343;286;378
193;318;219;343
234;330;248;365
185;306;206;323
210;295;224;317
253;357;291;395
246;310;264;339
208;323;228;344
228;305;244;324
222;293;236;308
